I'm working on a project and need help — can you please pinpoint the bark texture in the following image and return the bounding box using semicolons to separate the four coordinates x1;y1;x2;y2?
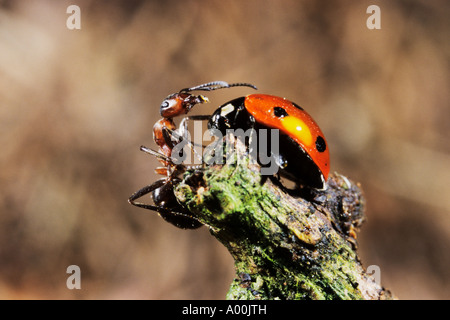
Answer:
174;140;394;300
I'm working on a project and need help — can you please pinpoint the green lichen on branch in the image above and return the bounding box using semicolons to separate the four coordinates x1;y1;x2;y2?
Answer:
174;141;394;300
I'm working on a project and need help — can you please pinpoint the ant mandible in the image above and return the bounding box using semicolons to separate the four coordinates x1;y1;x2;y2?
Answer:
128;81;257;229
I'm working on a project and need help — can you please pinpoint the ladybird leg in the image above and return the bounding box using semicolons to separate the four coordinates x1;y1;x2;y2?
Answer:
236;112;257;172
247;123;257;158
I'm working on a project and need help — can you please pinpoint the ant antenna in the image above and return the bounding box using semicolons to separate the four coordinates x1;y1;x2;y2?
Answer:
180;81;257;93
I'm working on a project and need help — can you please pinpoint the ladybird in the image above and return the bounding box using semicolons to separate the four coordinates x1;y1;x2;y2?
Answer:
209;94;330;190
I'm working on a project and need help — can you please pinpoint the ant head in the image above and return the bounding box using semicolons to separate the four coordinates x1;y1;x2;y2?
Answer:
159;92;200;118
159;81;257;118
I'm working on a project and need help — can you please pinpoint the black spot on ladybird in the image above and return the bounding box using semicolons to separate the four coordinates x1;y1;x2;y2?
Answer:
316;136;326;152
274;106;289;118
292;102;304;111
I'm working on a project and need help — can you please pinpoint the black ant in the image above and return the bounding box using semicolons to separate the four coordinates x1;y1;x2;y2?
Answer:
128;81;257;229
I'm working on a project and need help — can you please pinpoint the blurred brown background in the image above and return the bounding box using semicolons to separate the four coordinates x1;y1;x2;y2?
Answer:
0;0;448;299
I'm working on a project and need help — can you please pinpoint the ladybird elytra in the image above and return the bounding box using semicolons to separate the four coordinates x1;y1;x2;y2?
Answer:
243;94;330;181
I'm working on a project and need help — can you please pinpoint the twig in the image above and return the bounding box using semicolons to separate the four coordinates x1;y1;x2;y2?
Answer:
174;139;395;300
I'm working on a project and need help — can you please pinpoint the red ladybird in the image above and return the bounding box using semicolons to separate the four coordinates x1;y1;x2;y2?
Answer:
209;94;329;189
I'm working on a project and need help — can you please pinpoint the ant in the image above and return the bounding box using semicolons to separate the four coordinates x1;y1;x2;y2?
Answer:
128;81;257;229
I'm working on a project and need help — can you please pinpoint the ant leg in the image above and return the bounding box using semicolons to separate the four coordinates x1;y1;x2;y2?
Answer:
184;115;211;121
140;145;186;178
140;146;173;164
139;145;173;177
164;115;211;166
128;179;203;229
177;115;211;148
161;126;175;150
179;116;210;164
128;179;166;209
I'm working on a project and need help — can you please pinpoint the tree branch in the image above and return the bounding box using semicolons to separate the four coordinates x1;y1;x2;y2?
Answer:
174;139;395;300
